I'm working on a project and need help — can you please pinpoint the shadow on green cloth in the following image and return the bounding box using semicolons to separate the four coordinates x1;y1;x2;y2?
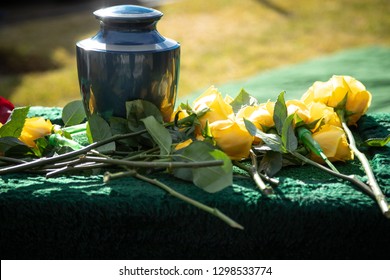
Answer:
183;46;390;113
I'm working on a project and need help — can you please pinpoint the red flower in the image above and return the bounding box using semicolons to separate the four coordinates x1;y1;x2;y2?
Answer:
0;96;15;124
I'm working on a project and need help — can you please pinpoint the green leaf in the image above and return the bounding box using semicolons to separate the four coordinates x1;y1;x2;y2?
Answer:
244;119;283;152
273;91;287;135
31;137;49;157
243;118;258;136
281;113;298;152
109;117;138;147
172;149;194;182
193;150;233;192
141;116;172;156
0;106;30;138
363;135;390;147
293;113;305;128
179;102;193;113
176;113;197;128
0;137;30;155
126;100;163;131
62;100;86;126
174;141;233;193
230;88;258;113
86;114;115;152
109;117;130;135
259;151;283;177
256;130;284;153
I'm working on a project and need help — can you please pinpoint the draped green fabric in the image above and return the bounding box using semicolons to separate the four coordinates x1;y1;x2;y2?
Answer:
1;47;390;260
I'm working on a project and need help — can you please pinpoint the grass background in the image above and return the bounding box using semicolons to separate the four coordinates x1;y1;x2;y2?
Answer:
1;0;389;107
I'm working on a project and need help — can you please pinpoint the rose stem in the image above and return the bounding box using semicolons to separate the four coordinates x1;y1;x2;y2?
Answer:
44;154;223;177
339;118;390;218
0;129;153;174
61;123;87;134
234;150;275;195
291;151;376;200
233;161;279;186
0;156;29;165
83;156;224;169
104;170;244;230
45;162;109;178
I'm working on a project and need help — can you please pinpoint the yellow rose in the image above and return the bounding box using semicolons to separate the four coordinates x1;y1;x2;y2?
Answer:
301;77;344;107
236;101;275;130
236;105;256;123
193;86;234;127
235;105;259;144
235;102;274;145
19;117;53;147
301;75;372;125
311;124;353;162
209;119;253;160
343;76;372;125
307;102;341;130
286;100;310;124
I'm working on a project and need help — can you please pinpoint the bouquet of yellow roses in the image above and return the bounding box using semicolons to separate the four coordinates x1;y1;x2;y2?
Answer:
0;75;389;229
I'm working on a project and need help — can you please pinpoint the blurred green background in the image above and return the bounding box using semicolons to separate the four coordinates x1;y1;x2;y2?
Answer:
1;0;390;108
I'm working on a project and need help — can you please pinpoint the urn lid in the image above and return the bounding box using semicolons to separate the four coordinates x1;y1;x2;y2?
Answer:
94;5;163;23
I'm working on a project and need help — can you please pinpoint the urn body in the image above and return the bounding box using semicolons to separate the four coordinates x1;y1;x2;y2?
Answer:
76;5;180;121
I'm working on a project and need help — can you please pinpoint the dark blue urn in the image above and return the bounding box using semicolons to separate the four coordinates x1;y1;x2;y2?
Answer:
76;5;180;122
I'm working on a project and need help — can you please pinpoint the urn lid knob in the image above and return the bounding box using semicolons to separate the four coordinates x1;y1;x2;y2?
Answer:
93;5;163;23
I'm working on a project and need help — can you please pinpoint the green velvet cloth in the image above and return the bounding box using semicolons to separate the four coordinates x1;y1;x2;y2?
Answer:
1;46;390;260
